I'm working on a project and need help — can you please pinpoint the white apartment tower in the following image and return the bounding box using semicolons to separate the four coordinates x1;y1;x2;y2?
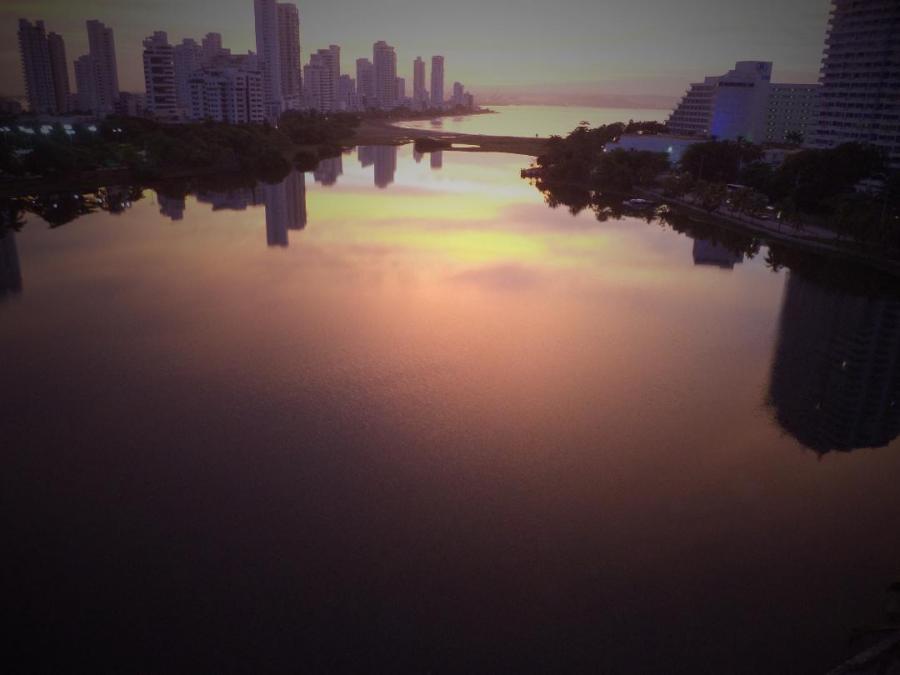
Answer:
254;0;283;120
809;0;900;167
373;41;397;109
142;31;179;123
431;55;444;107
86;20;119;114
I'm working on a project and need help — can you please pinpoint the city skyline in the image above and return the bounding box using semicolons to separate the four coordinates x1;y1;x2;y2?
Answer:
1;0;830;106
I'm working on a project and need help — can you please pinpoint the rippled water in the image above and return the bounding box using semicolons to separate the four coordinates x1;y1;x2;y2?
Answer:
392;104;667;137
2;145;899;674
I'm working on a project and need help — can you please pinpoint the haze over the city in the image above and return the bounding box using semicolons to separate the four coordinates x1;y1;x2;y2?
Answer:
1;0;829;106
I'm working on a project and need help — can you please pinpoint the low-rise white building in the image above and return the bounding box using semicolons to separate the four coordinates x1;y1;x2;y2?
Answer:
187;56;264;124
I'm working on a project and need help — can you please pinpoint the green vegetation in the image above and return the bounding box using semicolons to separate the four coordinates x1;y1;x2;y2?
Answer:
529;121;900;253
0;112;362;188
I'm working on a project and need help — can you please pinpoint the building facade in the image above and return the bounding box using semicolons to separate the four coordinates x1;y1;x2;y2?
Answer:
765;84;820;143
142;32;179;123
809;0;900;167
174;39;202;118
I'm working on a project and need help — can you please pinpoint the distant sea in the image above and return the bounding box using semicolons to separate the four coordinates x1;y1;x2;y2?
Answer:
392;104;668;138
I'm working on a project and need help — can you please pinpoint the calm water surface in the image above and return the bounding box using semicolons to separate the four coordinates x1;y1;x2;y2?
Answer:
393;104;667;137
2;145;899;674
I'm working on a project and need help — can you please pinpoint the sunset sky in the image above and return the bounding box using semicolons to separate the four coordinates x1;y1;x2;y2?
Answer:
2;0;830;105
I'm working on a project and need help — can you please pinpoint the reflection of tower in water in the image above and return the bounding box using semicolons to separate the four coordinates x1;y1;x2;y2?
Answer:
358;146;375;168
314;156;343;186
430;150;443;170
374;146;397;188
692;239;743;269
768;272;900;454
0;230;23;298
158;194;185;221
263;170;307;247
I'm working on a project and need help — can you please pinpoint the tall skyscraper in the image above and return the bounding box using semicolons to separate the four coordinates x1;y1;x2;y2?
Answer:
431;55;444;108
86;20;119;114
413;56;426;103
47;32;70;114
142;32;179;122
173;39;202;117
17;20;58;114
373;41;397;109
254;0;283;120
74;54;96;112
395;77;406;101
356;58;375;108
276;3;301;104
810;0;900;168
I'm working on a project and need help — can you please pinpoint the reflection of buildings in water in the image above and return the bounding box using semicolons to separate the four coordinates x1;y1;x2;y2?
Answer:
374;145;397;189
413;149;423;163
158;194;185;221
263;170;308;247
768;272;900;454
430;150;443;170
358;146;375;168
0;231;23;298
314;156;343;186
196;187;262;211
692;239;743;269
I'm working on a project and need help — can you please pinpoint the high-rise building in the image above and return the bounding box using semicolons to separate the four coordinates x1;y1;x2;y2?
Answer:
373;41;397;109
47;32;70;114
254;0;283;120
187;56;265;124
452;81;464;107
276;3;301;104
142;31;179;123
74;54;96;112
809;0;900;167
765;84;820;144
303;52;328;111
86;20;119;114
431;55;444;108
396;77;406;101
356;58;375;108
174;39;202;117
413;56;426;103
303;47;339;111
17;20;58;114
668;61;773;141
